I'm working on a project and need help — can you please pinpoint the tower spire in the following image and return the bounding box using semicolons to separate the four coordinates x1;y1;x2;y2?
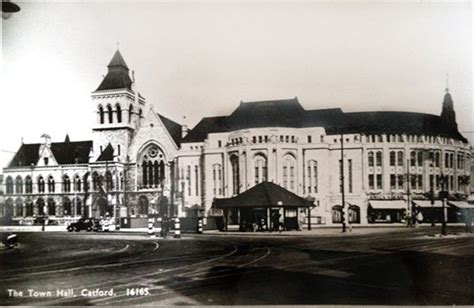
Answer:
445;73;449;93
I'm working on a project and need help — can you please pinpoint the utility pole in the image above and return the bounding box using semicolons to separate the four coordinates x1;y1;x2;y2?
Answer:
406;158;412;227
340;134;346;233
440;174;448;236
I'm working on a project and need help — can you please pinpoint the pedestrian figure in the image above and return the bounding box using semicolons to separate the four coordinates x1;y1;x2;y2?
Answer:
417;211;424;225
41;217;46;232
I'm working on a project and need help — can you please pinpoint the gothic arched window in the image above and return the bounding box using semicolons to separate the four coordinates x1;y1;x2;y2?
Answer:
92;172;99;191
15;176;23;194
25;176;33;194
107;105;113;124
128;104;134;123
116;104;122;123
74;175;81;192
37;176;45;193
63;174;71;193
47;176;55;193
139;145;166;189
283;154;296;191
5;176;13;194
105;171;113;191
98;105;104;124
254;154;267;185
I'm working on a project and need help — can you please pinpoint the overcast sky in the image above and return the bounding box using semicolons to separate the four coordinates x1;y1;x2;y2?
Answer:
1;1;472;169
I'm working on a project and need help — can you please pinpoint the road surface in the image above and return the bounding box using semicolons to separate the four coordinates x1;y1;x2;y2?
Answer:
0;227;473;305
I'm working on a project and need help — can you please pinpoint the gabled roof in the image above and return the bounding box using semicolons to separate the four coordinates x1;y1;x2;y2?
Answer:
214;181;313;209
7;141;93;168
183;98;467;143
96;50;132;92
96;143;114;162
158;114;182;147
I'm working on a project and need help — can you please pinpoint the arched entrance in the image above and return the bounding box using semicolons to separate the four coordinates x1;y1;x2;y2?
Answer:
63;197;72;216
97;197;112;217
138;196;149;216
25;200;34;217
36;198;45;216
349;205;361;224
332;205;343;223
47;198;56;216
15;198;23;217
5;198;14;219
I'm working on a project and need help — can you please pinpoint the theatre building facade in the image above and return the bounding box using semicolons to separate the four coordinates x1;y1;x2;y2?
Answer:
1;50;472;227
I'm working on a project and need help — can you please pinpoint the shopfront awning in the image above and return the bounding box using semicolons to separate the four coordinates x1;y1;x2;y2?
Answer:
447;201;474;209
412;200;444;208
369;200;407;210
213;182;314;209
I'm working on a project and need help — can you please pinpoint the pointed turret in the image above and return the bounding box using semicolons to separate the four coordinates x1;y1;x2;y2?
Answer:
96;49;132;91
440;88;457;127
64;134;70;143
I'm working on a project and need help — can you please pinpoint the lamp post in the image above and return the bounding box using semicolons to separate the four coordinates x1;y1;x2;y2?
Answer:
439;174;449;236
340;134;346;233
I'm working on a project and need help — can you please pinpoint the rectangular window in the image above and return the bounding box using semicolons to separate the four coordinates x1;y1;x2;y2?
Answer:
264;135;269;143
218;140;222;147
307;136;312;143
258;136;263;143
283;166;288;189
307;165;312;193
252;136;256;144
397;152;404;166
411;176;416;190
313;165;318;193
376;152;382;167
430;174;434;189
417;175;423;190
280;136;284;142
187;166;191;196
218;169;222;194
194;166;199;196
285;136;289;143
339;160;343;193
348;159;353;193
390;174;396;189
255;166;259;185
290;166;295;190
117;145;121;156
369;174;374;190
376;174;382;189
398;175;404;189
390;152;396;166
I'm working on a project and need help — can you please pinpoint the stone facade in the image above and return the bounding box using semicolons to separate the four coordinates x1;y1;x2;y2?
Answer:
1;50;472;227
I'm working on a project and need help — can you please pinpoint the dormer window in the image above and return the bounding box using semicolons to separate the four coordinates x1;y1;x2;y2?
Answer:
44;157;49;166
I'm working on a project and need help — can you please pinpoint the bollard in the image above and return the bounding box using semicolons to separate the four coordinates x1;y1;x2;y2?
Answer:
157;217;163;238
197;217;203;234
148;218;155;237
174;217;181;238
104;219;110;232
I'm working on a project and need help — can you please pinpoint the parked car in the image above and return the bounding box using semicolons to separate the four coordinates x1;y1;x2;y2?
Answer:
67;218;102;232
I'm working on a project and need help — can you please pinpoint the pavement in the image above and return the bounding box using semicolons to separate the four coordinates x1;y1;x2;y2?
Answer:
1;226;473;305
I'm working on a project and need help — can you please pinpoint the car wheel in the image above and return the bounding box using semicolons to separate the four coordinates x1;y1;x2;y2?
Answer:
87;227;92;232
67;226;73;232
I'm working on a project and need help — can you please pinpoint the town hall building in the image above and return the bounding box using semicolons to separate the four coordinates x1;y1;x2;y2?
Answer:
1;50;472;228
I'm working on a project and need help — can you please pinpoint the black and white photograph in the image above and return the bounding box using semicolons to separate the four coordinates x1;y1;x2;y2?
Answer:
1;0;473;306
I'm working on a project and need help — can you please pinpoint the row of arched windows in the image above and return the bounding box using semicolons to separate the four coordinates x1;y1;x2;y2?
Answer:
5;172;123;195
3;197;83;218
97;104;142;125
